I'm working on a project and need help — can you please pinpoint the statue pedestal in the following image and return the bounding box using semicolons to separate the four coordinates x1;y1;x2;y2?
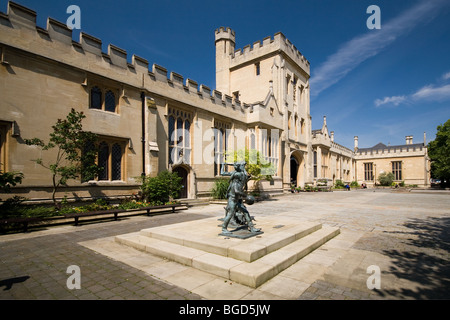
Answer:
217;217;263;239
113;215;340;288
219;226;264;239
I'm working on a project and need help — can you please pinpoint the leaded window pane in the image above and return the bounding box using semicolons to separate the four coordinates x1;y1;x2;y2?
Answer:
98;142;109;180
111;143;122;180
91;86;102;109
105;90;116;112
168;116;175;145
184;120;190;148
177;118;183;146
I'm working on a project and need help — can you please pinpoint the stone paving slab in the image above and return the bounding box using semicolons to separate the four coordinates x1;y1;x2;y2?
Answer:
93;215;340;294
1;190;449;300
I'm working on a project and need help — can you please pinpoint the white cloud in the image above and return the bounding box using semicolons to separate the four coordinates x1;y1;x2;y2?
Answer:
412;84;450;101
442;72;450;80
375;83;450;107
310;0;448;97
374;95;407;107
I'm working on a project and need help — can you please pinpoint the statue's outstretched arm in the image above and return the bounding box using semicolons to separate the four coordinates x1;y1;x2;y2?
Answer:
220;163;232;176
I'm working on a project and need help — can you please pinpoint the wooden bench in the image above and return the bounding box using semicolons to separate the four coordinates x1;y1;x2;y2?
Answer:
142;204;186;215
64;209;123;226
317;185;332;192
64;203;187;226
0;216;43;233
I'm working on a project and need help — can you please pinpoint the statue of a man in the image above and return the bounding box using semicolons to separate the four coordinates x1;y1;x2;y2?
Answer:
220;161;260;235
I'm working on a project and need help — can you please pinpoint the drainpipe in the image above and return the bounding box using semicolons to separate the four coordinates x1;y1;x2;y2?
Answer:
140;92;146;177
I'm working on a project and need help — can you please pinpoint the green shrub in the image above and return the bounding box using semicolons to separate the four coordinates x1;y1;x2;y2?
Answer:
118;199;147;210
0;196;60;218
138;170;183;205
334;179;345;189
211;178;229;199
378;172;394;186
350;181;359;188
85;198;113;211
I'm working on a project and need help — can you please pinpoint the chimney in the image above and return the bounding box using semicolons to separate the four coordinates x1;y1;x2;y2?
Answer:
423;132;426;145
405;135;413;145
354;136;358;151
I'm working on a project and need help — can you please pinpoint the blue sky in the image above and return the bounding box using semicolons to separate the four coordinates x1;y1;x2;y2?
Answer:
3;0;450;149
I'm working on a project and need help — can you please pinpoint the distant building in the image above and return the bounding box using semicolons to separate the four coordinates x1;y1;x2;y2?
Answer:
354;134;430;187
0;2;430;202
311;116;355;187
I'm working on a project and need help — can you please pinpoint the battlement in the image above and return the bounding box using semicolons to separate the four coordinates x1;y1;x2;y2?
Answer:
231;31;310;75
330;141;354;157
0;1;255;121
355;143;426;158
215;26;235;44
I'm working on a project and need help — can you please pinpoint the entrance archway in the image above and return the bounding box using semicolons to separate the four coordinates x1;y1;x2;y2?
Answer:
290;157;299;187
173;166;188;199
290;151;304;188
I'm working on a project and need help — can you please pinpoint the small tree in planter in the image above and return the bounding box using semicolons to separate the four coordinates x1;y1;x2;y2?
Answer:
25;109;100;208
378;172;394;186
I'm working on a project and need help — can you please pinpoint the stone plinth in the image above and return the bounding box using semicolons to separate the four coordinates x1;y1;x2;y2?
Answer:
115;215;339;288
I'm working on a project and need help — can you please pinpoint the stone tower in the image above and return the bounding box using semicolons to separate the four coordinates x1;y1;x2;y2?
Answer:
215;27;235;95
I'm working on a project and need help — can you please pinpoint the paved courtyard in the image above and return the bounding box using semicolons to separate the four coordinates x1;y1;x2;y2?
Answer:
0;189;449;300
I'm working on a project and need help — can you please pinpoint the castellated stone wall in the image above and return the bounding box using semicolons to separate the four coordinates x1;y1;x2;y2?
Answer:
0;2;285;201
0;2;430;203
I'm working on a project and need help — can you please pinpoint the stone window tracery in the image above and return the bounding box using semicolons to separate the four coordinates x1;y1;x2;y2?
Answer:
168;107;193;166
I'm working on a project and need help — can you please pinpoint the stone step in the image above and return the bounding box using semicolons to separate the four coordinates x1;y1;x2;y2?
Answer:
115;225;340;288
139;219;321;262
179;198;210;207
231;226;340;287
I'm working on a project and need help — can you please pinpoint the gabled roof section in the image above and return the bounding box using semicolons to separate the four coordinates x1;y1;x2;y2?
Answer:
372;143;387;149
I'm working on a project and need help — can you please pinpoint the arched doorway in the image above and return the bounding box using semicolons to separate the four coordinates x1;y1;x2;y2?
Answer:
290;151;304;188
290;157;299;187
173;166;188;199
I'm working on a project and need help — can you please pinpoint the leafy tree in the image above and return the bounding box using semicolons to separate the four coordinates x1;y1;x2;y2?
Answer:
0;170;24;193
224;148;275;195
226;148;275;182
25;109;100;207
0;170;25;219
378;172;394;186
428;119;450;187
138;170;183;204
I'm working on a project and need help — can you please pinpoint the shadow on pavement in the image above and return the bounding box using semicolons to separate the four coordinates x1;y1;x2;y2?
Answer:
0;275;30;291
381;216;450;299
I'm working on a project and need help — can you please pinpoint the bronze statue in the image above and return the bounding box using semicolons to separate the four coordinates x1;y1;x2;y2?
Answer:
219;161;261;236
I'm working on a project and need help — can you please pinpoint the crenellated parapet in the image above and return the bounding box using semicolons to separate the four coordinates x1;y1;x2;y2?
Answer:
231;31;310;75
330;141;354;158
355;143;426;159
215;26;235;45
0;1;254;122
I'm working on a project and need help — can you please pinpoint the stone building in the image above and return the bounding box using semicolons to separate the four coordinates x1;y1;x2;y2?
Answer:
0;2;430;202
354;134;430;187
311;116;355;187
